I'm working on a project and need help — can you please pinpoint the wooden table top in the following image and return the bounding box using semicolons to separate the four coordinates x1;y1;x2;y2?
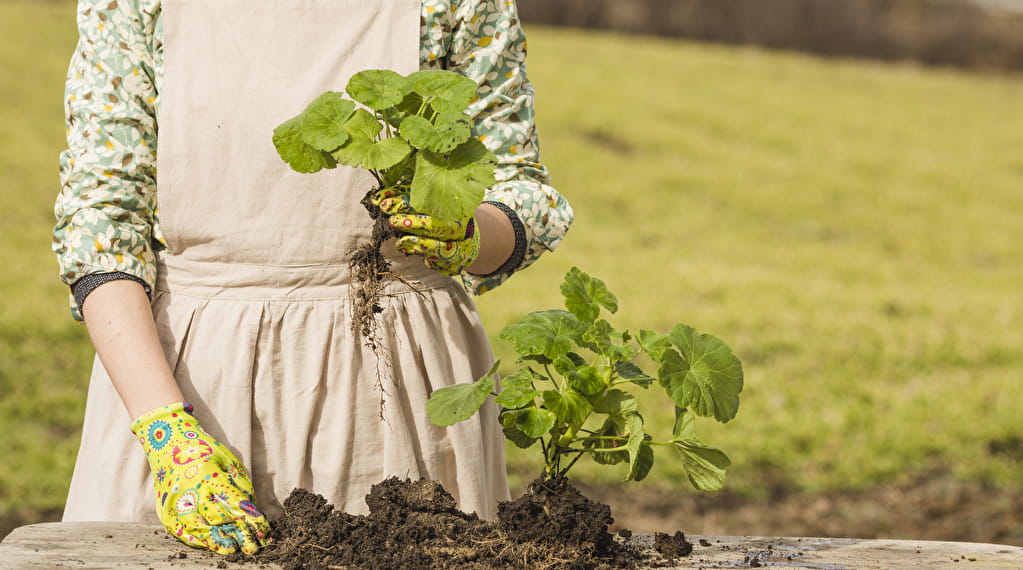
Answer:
2;522;1021;569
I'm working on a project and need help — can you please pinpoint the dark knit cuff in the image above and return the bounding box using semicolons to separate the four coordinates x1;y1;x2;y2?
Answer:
472;201;528;278
72;272;152;317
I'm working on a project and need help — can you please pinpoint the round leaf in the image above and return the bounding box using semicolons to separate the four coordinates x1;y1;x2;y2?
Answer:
516;407;558;439
495;368;541;409
426;374;495;427
657;325;744;423
673;440;731;491
501;412;540;449
346;69;412;111
398;112;472;153
542;389;592;427
272;116;336;174
625;442;654;482
500;310;581;361
561;267;618;322
408;69;477;114
299;93;356;151
410;138;496;222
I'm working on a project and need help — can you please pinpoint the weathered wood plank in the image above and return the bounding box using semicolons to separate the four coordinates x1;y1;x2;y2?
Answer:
0;523;254;569
1;522;1021;568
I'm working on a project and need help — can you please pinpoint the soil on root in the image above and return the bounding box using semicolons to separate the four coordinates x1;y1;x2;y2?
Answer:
239;476;680;569
349;189;399;339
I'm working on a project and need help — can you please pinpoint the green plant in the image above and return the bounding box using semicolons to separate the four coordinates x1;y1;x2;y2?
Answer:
272;69;496;223
271;69;498;333
428;267;744;490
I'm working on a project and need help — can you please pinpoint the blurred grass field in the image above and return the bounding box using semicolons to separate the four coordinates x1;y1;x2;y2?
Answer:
2;0;1021;541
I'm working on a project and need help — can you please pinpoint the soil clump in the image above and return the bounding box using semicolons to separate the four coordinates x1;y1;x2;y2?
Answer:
242;476;674;569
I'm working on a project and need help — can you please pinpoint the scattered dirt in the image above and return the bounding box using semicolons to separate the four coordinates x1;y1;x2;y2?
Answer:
652;531;693;558
238;476;670;569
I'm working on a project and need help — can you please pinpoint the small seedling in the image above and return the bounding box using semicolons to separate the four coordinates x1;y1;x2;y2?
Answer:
427;267;744;490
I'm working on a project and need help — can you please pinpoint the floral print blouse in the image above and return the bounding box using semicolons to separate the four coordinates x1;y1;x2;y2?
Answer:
54;0;573;321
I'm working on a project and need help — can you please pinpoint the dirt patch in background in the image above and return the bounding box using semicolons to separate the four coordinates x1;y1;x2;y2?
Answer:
515;0;1023;72
574;469;1023;547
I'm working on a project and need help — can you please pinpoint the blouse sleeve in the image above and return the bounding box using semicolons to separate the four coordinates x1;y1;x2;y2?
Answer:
53;0;163;321
423;0;574;294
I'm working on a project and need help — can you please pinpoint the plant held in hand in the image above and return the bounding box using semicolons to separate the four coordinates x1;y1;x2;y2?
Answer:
272;69;497;335
427;267;744;491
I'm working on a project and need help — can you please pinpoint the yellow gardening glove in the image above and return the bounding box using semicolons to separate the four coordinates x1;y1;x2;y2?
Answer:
372;187;481;276
131;403;270;555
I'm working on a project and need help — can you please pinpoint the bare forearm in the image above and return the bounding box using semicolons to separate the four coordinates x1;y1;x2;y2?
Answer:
81;280;184;420
467;202;515;276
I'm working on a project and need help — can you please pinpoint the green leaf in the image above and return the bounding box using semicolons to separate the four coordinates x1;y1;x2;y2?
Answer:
517;354;553;367
346;69;413;111
622;413;648;480
614;361;654;388
332;110;411;170
495;368;540;409
567;364;605;396
398;111;472;153
384;91;426;128
552;353;587;376
588;416;628;465
561;267;618;322
410;138;495;222
502;419;539;449
513;407;558;438
408;69;477;114
272;116;336;174
500;310;581;361
590;389;638;415
542;389;592;427
426;373;496;427
673;440;731;491
345;108;383;140
368;137;414;170
583;320;635;362
625;441;654;482
636;329;671;362
658;325;744;422
672;407;697;440
299;93;356;151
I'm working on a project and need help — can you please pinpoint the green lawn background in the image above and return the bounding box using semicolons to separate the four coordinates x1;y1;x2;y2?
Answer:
2;0;1021;535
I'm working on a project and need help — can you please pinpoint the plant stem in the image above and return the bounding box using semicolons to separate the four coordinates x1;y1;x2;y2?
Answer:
558;451;585;478
542;362;563;392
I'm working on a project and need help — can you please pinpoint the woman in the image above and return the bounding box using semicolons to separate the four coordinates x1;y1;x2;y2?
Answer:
54;0;572;555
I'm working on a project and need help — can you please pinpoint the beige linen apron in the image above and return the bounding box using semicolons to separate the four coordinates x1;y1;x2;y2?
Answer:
63;0;508;523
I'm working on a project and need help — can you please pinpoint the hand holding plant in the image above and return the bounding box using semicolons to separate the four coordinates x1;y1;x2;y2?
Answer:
272;69;497;334
371;187;481;276
428;267;744;491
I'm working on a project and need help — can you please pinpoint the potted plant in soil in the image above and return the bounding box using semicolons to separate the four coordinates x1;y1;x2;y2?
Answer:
260;70;745;568
426;266;745;562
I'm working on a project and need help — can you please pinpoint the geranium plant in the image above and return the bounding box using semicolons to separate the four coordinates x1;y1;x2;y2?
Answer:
427;267;744;490
272;69;497;333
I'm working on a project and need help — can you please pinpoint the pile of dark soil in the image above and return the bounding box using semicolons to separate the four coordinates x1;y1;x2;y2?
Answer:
241;477;690;569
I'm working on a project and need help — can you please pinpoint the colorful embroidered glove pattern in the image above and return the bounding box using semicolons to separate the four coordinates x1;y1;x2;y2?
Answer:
372;187;481;276
131;403;270;555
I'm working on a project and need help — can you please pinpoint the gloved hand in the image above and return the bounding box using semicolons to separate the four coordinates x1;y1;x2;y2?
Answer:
372;187;481;276
131;402;270;555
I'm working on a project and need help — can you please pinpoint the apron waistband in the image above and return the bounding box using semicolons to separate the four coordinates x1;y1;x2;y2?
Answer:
154;250;454;301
